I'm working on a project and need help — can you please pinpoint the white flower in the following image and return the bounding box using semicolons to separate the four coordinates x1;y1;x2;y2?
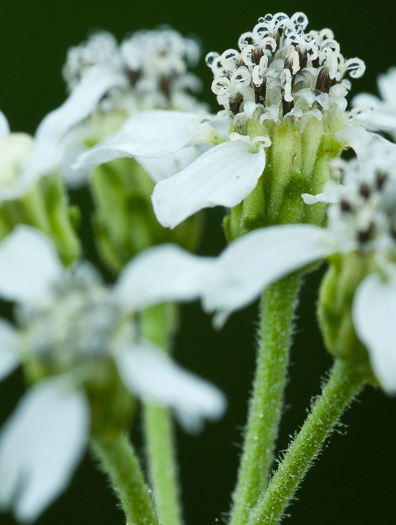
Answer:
0;226;225;522
74;12;367;229
61;28;210;188
201;137;396;393
63;28;205;113
352;68;396;138
0;66;122;203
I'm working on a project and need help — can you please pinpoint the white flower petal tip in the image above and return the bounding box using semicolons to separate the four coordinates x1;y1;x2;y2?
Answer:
115;342;226;433
353;275;396;394
302;184;341;205
0;320;20;382
334;126;372;157
114;244;215;312
152;140;267;229
0;112;10;138
0;226;62;305
73;110;211;172
21;65;124;189
0;378;89;523
203;224;333;325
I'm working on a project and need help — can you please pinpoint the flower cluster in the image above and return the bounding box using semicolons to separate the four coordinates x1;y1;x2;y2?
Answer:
63;28;204;113
207;12;365;130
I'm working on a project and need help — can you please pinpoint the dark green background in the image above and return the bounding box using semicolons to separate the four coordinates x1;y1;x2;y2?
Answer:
0;1;394;524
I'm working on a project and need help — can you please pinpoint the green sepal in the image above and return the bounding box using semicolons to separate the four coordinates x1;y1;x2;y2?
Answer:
317;252;378;385
242;212;266;232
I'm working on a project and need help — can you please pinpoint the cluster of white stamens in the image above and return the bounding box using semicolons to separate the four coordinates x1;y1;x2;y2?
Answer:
328;144;396;256
18;264;121;373
206;12;365;123
63;28;203;112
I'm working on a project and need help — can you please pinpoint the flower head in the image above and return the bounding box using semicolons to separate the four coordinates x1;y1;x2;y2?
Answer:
0;227;225;522
63;28;205;114
207;12;365;129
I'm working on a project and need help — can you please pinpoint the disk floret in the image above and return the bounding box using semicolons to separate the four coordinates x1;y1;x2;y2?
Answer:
62;31;122;92
18;264;122;376
121;28;202;108
206;12;365;130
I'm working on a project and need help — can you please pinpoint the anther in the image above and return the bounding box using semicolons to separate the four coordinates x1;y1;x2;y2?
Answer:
340;199;353;212
358;223;374;244
229;92;244;115
375;169;388;191
359;182;370;199
252;47;264;65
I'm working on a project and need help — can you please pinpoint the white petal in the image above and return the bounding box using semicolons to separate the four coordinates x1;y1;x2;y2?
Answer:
351;93;382;109
57;126;91;188
203;224;334;326
152;140;266;229
73;111;211;172
114;341;226;432
377;68;396;103
334;126;374;158
0;320;20;381
0;112;10;138
0;226;62;305
21;65;124;189
114;244;215;312
136;144;211;183
353;274;396;394
302;182;341;205
358;110;396;134
0;378;89;522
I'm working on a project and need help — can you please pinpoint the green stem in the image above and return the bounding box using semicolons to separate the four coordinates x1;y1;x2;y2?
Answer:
91;433;158;525
141;304;182;525
248;359;367;525
230;273;301;525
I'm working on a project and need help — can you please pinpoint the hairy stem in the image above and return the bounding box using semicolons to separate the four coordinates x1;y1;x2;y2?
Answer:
141;304;182;525
230;273;301;525
91;433;158;525
248;359;367;525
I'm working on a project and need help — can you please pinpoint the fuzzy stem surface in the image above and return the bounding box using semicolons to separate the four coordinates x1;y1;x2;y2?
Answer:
230;273;301;525
141;304;182;525
248;359;367;525
92;433;158;525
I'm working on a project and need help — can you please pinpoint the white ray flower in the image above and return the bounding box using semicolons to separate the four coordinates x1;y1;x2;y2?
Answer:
0;66;122;203
352;68;396;139
61;28;210;188
75;12;367;230
202;137;396;393
0;226;225;522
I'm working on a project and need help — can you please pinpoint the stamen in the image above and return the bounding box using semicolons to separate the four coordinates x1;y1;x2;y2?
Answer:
206;11;364;120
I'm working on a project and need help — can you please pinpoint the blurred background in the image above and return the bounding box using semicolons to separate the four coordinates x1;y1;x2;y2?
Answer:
0;0;394;524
